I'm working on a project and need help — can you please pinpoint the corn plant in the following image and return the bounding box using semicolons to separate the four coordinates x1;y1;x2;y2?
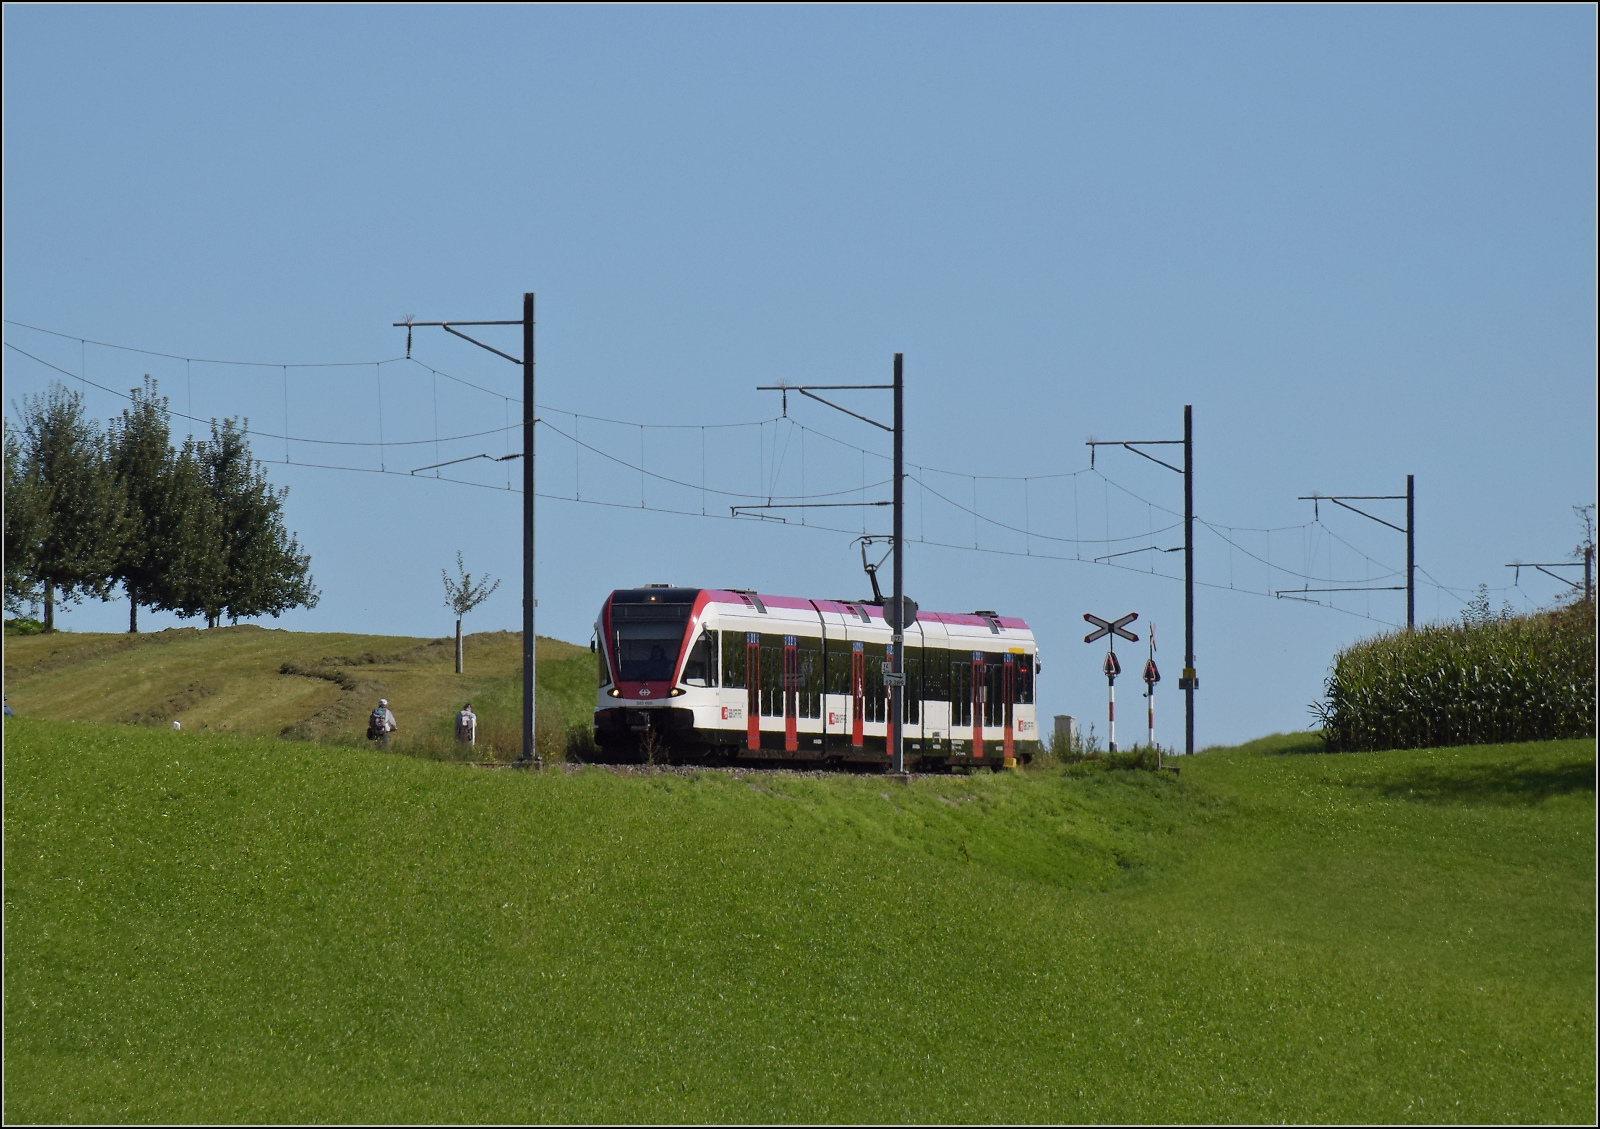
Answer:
1313;599;1595;751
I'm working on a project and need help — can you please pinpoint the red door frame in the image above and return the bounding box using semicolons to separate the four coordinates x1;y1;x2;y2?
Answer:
1003;653;1015;759
783;635;798;752
850;641;865;747
885;642;895;751
746;632;760;750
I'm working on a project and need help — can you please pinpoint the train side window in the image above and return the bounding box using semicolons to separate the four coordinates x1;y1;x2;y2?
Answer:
721;631;746;689
759;634;785;717
825;636;853;696
798;636;823;718
682;630;716;687
949;653;972;728
923;647;949;703
983;655;1005;727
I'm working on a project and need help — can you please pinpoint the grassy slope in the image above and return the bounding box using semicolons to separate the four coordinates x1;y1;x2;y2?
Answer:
2;626;595;758
3;721;1592;1123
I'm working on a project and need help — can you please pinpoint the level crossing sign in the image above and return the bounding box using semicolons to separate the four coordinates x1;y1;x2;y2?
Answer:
1085;612;1137;752
1083;612;1138;644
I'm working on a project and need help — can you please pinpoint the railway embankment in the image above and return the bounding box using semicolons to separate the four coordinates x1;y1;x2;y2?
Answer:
4;715;1593;1123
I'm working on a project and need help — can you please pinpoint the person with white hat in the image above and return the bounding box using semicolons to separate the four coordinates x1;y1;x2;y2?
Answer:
455;702;477;748
367;698;398;746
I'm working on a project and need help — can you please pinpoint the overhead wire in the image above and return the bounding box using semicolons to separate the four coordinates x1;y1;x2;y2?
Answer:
3;320;1504;625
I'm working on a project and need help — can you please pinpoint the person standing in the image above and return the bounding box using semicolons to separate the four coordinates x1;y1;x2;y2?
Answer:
455;702;477;748
368;698;397;746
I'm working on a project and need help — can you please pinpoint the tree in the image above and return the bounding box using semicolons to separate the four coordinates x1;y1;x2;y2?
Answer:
16;383;128;630
442;551;500;674
158;436;226;623
3;422;47;616
191;418;318;626
108;376;178;632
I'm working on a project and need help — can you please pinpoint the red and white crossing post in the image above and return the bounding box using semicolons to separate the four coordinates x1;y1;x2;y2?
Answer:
1103;648;1122;752
1143;624;1160;750
1085;612;1139;755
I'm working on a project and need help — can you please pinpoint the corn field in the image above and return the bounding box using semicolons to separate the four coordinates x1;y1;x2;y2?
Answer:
1313;599;1595;752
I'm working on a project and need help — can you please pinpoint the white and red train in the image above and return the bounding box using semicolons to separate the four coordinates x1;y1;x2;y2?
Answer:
592;585;1041;768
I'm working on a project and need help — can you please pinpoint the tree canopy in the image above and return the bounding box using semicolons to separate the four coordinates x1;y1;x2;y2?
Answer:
4;379;317;630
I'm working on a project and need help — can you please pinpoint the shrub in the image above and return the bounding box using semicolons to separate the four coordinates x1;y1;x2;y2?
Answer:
1313;600;1595;752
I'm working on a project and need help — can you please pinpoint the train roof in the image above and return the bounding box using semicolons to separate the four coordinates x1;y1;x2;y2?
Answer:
606;586;1031;632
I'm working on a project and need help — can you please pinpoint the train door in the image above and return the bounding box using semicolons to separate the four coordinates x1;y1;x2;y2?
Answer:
746;631;761;749
783;635;799;752
919;621;951;743
971;651;986;759
850;640;865;747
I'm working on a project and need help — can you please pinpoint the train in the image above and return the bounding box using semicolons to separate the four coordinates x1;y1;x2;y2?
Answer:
592;585;1041;769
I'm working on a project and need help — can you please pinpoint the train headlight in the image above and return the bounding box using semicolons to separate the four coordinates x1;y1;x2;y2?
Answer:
608;688;621;697
669;687;685;696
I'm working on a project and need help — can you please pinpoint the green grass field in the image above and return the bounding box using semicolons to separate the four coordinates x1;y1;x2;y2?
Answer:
4;715;1593;1123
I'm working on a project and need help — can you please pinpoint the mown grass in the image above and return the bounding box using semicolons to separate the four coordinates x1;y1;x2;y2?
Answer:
1;625;595;761
3;720;1593;1123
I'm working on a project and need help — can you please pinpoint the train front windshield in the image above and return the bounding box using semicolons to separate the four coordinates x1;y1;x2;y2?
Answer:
612;605;692;682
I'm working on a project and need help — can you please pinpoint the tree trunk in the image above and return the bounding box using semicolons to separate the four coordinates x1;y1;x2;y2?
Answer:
128;581;138;633
43;582;54;632
456;618;463;674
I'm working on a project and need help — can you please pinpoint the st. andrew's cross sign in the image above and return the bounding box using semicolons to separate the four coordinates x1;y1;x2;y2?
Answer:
1083;612;1139;644
1085;612;1138;752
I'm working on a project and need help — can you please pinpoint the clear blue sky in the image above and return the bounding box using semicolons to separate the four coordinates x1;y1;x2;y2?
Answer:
4;5;1594;746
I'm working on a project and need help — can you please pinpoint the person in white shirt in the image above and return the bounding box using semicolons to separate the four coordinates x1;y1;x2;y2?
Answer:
455;702;477;747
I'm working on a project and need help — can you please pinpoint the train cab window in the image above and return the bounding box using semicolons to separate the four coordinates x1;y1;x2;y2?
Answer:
682;630;717;687
611;601;692;682
1017;654;1034;704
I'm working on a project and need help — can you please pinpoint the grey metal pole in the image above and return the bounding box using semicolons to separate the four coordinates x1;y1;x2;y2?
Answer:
1406;474;1415;629
1183;404;1195;757
522;292;537;763
890;352;905;776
